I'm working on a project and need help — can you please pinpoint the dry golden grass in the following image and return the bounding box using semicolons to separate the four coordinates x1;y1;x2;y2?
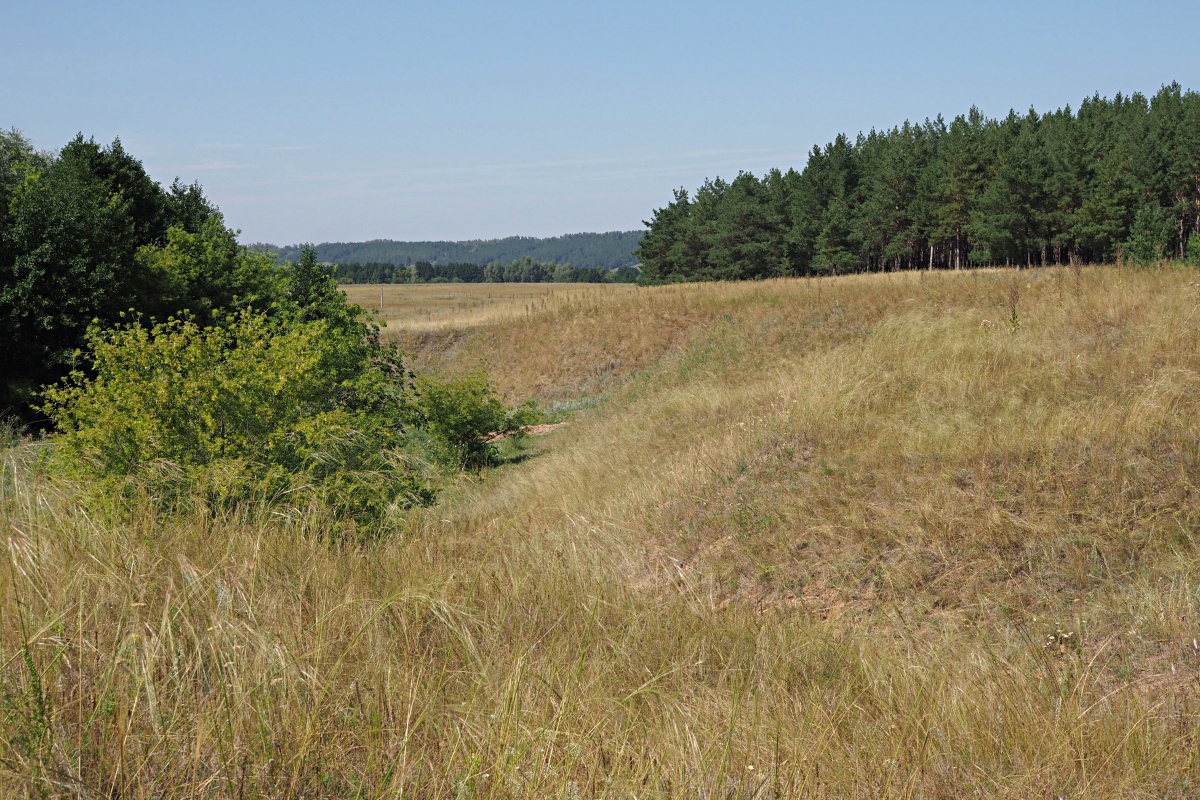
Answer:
382;281;778;405
341;282;626;334
4;266;1200;797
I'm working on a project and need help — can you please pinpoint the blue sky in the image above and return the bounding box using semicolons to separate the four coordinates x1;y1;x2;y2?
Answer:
5;1;1197;244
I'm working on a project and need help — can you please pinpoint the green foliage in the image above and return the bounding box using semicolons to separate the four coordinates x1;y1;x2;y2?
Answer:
39;309;430;526
0;133;250;418
34;238;534;527
0;129;546;533
0;128;51;210
1123;205;1171;264
288;244;345;316
135;216;286;324
32;232;532;525
1187;233;1200;266
608;265;640;282
333;256;634;285
637;83;1200;281
413;372;539;469
637;187;694;283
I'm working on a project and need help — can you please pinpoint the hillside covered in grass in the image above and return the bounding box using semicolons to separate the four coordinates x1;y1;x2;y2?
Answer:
4;266;1200;797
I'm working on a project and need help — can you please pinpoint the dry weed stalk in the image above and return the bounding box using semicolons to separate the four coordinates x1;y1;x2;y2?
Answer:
1007;277;1022;332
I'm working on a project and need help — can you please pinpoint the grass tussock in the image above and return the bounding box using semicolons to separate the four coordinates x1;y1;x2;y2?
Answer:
4;266;1200;798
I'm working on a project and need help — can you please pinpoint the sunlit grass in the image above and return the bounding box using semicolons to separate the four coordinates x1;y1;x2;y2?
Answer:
4;265;1200;797
341;282;629;333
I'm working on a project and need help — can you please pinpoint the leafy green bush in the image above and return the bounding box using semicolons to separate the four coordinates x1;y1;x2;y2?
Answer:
36;235;537;529
40;308;431;526
414;372;539;469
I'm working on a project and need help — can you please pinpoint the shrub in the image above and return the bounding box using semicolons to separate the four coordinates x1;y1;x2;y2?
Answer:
40;309;431;525
37;239;535;528
414;371;539;469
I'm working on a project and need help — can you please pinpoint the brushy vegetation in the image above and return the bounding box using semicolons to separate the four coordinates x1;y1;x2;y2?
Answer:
4;265;1200;797
25;238;531;538
37;309;430;529
0;131;286;418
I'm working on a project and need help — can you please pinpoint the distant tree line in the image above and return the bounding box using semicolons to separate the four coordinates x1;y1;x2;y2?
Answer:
334;255;639;284
637;83;1200;282
258;230;643;269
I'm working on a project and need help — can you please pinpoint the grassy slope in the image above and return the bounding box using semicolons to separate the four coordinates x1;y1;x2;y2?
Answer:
3;267;1200;797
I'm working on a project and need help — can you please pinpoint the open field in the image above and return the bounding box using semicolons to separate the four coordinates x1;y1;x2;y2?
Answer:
5;265;1200;797
341;282;630;333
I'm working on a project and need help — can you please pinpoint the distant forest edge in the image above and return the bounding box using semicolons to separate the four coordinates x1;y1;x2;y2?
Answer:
253;231;644;270
333;257;639;285
636;83;1200;282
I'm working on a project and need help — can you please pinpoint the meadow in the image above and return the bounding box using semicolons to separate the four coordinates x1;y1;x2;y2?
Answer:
4;266;1200;798
341;282;624;334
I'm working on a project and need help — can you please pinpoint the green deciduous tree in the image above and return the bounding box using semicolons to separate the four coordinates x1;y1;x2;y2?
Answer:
1;143;141;411
135;216;285;324
0;133;259;419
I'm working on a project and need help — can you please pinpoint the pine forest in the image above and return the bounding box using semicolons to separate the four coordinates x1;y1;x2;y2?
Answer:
636;84;1200;281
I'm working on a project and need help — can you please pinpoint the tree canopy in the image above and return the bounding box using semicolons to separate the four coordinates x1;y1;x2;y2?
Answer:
0;134;285;419
636;84;1200;282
